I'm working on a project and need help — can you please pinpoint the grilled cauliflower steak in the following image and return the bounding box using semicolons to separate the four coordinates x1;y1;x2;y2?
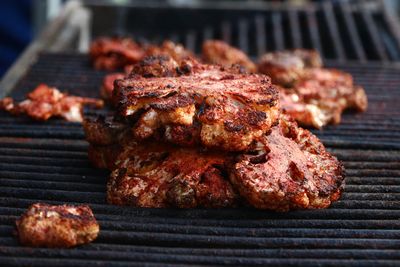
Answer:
90;37;145;70
0;84;103;122
230;115;344;211
129;55;180;78
16;203;99;248
279;68;367;128
107;141;239;208
258;49;322;87
297;68;368;113
100;55;197;103
90;37;194;71
114;64;280;151
145;40;195;63
202;40;257;72
258;49;367;128
279;87;344;129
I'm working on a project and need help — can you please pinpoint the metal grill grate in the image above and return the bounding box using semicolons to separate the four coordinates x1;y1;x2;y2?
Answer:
87;0;400;63
0;53;399;266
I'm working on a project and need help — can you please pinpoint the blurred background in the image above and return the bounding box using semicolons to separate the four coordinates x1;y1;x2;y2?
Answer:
1;0;400;77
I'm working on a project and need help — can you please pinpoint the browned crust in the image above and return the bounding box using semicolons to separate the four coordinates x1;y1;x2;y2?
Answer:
106;141;239;208
113;64;279;151
129;55;180;78
165;123;201;147
82;115;128;145
16;203;99;248
114;65;278;111
230;115;345;211
88;144;122;170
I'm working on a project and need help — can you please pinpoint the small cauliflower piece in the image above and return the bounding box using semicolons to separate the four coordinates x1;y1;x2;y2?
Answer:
16;203;99;248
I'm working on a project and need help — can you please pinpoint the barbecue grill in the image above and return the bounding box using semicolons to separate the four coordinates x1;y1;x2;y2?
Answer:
1;0;400;266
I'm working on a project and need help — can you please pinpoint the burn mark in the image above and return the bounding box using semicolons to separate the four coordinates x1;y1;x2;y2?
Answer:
249;153;268;164
224;120;244;132
247;111;267;126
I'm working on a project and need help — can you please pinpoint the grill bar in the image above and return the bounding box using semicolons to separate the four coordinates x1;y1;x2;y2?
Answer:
255;15;267;56
0;257;398;267
361;5;389;61
305;8;323;54
203;26;214;42
272;12;284;50
238;19;249;54
382;0;400;55
288;8;302;48
322;1;346;61
1;246;400;260
184;31;196;53
221;21;232;44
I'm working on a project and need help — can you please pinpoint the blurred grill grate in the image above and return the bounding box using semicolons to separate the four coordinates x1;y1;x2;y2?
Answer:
0;53;399;266
145;0;400;62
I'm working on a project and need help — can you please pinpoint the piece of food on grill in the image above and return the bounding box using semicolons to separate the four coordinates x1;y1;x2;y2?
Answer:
90;37;194;71
113;63;280;151
279;89;342;129
280;68;367;128
257;49;322;87
129;55;180;78
258;49;367;128
107;140;239;208
16;203;99;248
202;40;257;72
230;115;344;211
145;40;195;63
127;55;198;80
100;53;197;103
90;37;145;70
0;84;103;122
297;68;367;113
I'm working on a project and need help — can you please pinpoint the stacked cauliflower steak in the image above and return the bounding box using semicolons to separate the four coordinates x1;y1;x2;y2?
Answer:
84;39;345;211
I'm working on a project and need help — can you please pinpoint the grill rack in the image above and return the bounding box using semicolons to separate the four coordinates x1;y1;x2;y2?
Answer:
0;53;400;266
1;0;400;266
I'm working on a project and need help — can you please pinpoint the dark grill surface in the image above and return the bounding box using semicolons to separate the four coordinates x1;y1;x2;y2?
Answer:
0;53;400;266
